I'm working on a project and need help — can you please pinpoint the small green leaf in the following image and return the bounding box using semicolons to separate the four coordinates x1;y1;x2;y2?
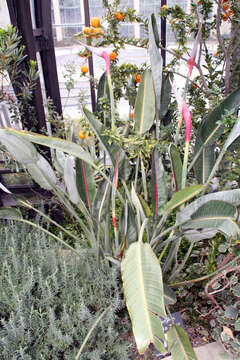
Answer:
225;306;238;320
168;325;197;360
164;185;203;212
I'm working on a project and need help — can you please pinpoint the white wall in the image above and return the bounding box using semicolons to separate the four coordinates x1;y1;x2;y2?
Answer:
0;1;10;27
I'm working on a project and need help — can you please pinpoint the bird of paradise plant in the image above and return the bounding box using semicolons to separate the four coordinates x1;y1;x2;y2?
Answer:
1;13;240;360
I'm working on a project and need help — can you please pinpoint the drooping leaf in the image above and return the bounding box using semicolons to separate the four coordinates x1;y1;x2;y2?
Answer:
0;130;38;164
149;14;162;118
149;13;160;47
83;108;131;180
134;69;156;135
168;325;197;360
177;189;240;224
164;185;203;212
76;158;96;210
0;207;22;220
169;144;182;191
26;154;56;190
63;157;80;205
183;200;240;239
194;87;240;183
121;241;167;355
224;113;240;151
151;148;167;216
0;128;95;167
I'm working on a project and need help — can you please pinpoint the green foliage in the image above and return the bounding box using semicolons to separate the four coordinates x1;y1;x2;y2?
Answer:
0;221;130;359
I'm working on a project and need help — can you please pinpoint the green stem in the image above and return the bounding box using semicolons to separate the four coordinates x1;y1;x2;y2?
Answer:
181;141;189;189
75;306;111;360
134;156;140;190
140;154;148;201
107;74;115;130
169;253;240;288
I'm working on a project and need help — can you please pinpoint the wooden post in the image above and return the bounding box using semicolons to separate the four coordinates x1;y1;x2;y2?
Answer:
83;0;96;112
34;0;62;117
6;0;47;132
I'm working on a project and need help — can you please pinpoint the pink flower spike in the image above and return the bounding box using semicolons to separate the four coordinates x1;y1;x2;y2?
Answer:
170;79;191;143
78;42;111;77
188;16;204;78
100;51;110;78
181;102;191;143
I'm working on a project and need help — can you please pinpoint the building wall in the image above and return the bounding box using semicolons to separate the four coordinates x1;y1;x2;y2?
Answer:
0;1;10;27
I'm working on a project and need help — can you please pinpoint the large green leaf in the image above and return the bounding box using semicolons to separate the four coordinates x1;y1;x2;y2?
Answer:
0;207;22;220
183;200;240;239
76;158;96;210
121;241;167;355
168;325;197;360
92;180;111;224
149;14;162;118
134;69;156;135
177;189;240;224
0;130;38;164
0;129;95;166
151;148;167;216
83;108;131;180
164;185;203;212
26;154;56;190
169;144;182;191
120;202;138;245
194;87;240;183
163;284;177;306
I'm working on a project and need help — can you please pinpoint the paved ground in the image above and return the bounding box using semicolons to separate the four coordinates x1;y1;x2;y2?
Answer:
164;341;234;360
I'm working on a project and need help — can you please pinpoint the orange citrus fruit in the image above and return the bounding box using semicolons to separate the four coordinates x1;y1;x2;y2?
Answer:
78;130;86;139
91;17;100;28
136;74;141;83
109;52;117;61
162;5;167;11
130;112;134;119
81;66;88;74
116;11;124;21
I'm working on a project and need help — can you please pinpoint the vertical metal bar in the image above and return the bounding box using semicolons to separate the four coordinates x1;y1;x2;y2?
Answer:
161;0;167;66
83;0;96;112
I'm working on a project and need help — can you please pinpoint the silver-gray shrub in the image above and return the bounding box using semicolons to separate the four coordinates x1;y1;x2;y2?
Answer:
0;221;130;359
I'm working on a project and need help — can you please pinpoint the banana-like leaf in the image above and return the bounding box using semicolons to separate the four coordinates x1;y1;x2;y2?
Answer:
169;144;182;191
54;150;67;174
159;73;172;120
194;87;240;183
64;157;80;204
121;241;167;355
224;113;240;151
168;325;197;360
26;154;56;190
177;189;240;224
0;130;37;164
150;13;160;47
149;14;162;118
134;69;156;135
151;148;167;216
183;200;240;239
0;128;95;167
0;207;22;220
83;108;131;180
163;284;177;306
76;158;96;210
164;185;203;213
96;71;110;127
